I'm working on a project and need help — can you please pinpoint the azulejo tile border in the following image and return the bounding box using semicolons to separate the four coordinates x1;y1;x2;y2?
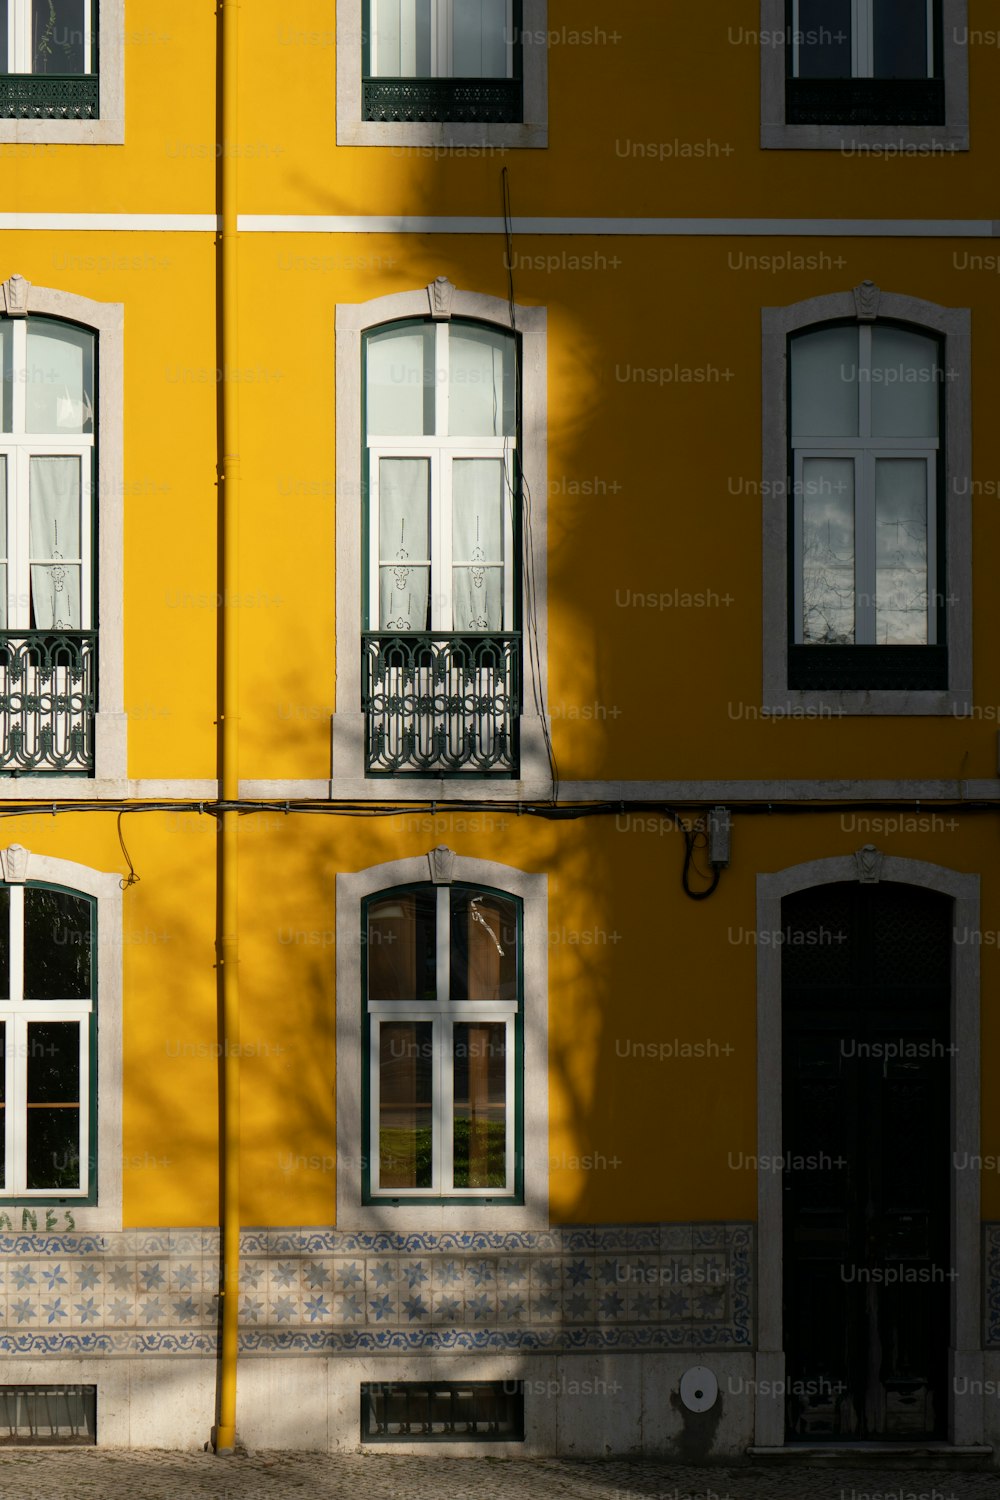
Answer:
0;1222;754;1357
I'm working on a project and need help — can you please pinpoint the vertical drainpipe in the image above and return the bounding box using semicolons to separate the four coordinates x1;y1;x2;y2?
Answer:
213;0;241;1458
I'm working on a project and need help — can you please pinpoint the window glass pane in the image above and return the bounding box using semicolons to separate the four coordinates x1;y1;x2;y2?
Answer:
876;458;929;645
0;1;7;73
372;0;432;75
24;888;92;999
366;325;434;437
368;889;437;1001
453;0;508;77
450;890;518;1001
791;326;859;439
870;326;939;438
448;324;516;437
452;458;505;631
378;458;431;632
378;1021;432;1188
0;321;11;432
453;1022;506;1188
874;0;929;77
32;0;86;75
26;1020;81;1190
25;321;94;434
0;886;8;999
802;457;855;644
796;0;852;77
29;456;82;629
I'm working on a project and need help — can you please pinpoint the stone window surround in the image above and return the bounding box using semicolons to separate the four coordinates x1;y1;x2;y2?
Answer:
336;0;548;148
753;853;982;1447
760;0;969;151
0;844;123;1233
0;0;124;146
761;283;972;716
0;274;126;782
333;280;551;798
336;849;548;1231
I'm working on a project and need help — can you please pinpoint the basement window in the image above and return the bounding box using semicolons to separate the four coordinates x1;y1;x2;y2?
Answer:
0;1385;96;1445
361;1381;524;1442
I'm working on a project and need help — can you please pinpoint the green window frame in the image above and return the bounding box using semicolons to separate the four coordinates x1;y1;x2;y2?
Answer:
362;880;523;1205
0;880;97;1206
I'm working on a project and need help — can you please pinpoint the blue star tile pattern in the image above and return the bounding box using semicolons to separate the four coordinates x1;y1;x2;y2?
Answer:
401;1294;429;1321
303;1295;331;1322
0;1221;755;1353
138;1263;166;1293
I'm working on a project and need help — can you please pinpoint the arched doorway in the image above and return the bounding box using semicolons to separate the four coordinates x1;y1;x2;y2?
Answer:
781;880;950;1439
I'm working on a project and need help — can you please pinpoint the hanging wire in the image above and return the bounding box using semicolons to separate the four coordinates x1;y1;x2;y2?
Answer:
117;810;140;891
502;165;559;803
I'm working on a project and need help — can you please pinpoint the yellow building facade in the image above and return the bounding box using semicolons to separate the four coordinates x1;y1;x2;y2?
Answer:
0;0;997;1460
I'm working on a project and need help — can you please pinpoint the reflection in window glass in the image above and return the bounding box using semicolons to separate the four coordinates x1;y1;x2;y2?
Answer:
451;890;517;1001
873;0;929;78
25;321;94;435
453;1022;506;1188
368;889;437;1001
32;0;86;75
802;457;856;645
25;1021;81;1190
379;1021;433;1188
24;888;92;999
796;0;852;77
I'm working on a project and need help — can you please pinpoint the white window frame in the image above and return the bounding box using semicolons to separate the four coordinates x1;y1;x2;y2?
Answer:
5;0;94;76
367;882;518;1200
789;0;935;79
761;0;968;150
0;0;122;146
0;844;121;1231
338;0;548;148
0;275;125;789
369;0;516;80
337;850;547;1231
791;322;940;648
0;317;95;632
762;283;971;716
330;280;550;801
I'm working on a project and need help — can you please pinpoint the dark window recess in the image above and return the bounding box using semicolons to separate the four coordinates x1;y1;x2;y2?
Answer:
0;1386;96;1446
361;1382;524;1442
0;76;98;119
785;77;944;126
787;645;948;693
362;77;522;124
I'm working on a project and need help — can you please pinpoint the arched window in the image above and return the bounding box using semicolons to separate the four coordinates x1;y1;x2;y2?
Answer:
336;850;547;1229
0;313;96;771
761;284;970;714
363;881;521;1200
335;282;548;794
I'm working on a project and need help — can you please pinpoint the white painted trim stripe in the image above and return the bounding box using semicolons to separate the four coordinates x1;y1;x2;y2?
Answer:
0;215;219;231
0;215;994;237
238;215;996;237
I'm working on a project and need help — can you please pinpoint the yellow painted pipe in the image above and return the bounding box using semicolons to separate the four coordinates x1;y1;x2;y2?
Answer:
214;0;241;1457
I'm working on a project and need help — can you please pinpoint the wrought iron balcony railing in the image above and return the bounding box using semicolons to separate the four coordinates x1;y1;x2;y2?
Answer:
362;77;523;124
363;633;519;777
785;77;945;127
0;75;99;119
0;632;96;774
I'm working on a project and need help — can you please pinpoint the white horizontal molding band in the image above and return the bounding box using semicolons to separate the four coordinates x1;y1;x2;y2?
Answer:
0;214;219;231
239;778;1000;804
0;215;994;237
238;215;997;237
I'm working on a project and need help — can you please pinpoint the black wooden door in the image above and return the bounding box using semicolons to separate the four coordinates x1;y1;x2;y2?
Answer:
781;881;950;1441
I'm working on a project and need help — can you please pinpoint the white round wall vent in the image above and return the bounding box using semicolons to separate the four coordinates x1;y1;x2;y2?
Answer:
679;1365;718;1413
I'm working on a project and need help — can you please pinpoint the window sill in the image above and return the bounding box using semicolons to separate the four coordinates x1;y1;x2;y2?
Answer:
762;119;967;151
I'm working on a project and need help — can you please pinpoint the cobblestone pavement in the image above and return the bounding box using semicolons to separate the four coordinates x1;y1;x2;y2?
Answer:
0;1453;991;1500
